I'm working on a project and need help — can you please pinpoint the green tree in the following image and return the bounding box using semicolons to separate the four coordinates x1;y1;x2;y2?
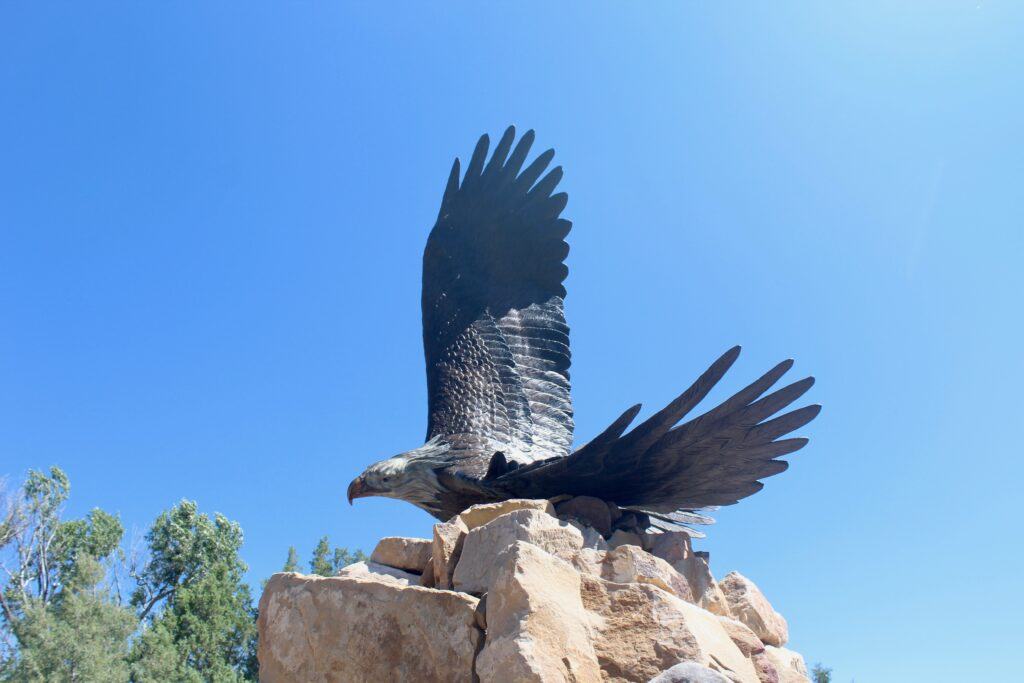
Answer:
281;547;299;573
309;537;366;576
0;468;136;681
811;662;832;683
129;500;257;682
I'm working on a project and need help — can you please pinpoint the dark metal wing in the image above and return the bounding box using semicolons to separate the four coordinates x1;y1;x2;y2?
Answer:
422;127;573;466
491;347;819;520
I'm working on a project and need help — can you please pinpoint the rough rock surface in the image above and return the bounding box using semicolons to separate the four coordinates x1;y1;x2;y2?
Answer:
649;662;734;683
458;498;555;530
649;532;732;617
603;544;694;602
556;495;614;536
258;499;812;683
370;536;432;573
432;517;467;590
580;575;759;683
336;560;419;586
257;573;480;682
476;541;601;682
763;647;809;683
453;508;584;594
720;572;789;647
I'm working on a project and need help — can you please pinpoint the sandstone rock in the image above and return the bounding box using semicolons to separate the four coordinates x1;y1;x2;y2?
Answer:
570;547;606;577
257;572;480;682
370;536;432;573
719;573;788;647
458;498;555;530
453;509;584;594
432;517;468;590
556;495;614;536
763;647;808;683
649;662;733;683
476;542;602;683
419;558;436;587
603;545;693;601
650;534;731;616
647;531;694;565
717;617;779;683
751;654;780;683
336;561;419;586
716;617;764;657
608;529;644;549
570;520;610;551
580;575;759;683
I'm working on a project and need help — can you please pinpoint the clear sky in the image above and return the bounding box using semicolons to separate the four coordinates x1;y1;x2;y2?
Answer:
2;3;1020;680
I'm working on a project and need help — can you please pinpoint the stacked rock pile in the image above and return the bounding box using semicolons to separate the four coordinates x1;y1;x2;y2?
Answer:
258;497;811;683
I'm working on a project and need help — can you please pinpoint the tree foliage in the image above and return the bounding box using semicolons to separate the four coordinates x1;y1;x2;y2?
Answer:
811;662;833;683
309;536;366;576
0;468;259;681
1;467;365;681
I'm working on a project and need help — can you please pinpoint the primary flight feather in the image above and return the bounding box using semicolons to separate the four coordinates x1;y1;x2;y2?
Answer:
347;127;820;534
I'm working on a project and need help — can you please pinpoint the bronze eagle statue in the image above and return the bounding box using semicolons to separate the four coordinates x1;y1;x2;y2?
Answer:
347;127;820;534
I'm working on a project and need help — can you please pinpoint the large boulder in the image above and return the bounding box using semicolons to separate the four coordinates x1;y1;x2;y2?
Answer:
717;617;779;683
602;544;693;602
476;541;602;683
453;508;584;594
336;560;419;586
432;517;468;590
370;536;432;573
556;495;614;536
719;573;789;647
763;647;809;683
458;499;556;530
257;572;481;682
649;533;731;616
648;662;733;683
579;575;759;683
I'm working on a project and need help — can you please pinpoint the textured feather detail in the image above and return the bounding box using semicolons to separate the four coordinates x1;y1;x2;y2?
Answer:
493;347;819;519
422;127;574;470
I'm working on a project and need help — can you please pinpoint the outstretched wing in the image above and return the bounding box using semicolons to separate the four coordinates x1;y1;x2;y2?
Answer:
492;346;819;520
422;127;573;468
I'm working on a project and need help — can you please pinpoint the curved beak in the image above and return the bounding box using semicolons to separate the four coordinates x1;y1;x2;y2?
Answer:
347;475;366;505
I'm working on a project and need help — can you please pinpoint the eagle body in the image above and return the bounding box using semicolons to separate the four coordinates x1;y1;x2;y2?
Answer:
348;128;820;534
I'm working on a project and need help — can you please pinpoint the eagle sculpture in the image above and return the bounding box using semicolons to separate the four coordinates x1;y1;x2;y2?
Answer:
347;127;820;535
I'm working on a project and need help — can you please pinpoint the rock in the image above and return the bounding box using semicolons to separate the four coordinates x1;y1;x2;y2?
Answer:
556;495;614;536
570;547;606;577
336;561;419;586
716;617;765;657
650;534;731;616
458;498;555;530
717;617;779;683
476;542;602;683
647;531;693;565
419;558;436;587
432;517;468;590
608;529;644;549
453;509;584;594
613;512;638;530
257;572;481;682
570;520;610;551
751;654;780;683
719;573;788;647
603;544;693;601
649;662;733;683
580;575;759;683
370;536;432;573
763;647;808;683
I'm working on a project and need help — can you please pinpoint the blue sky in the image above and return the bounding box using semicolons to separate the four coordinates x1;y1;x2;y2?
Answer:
2;3;1021;680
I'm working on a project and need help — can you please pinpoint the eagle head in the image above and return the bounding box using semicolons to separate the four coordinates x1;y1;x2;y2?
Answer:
347;442;449;506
